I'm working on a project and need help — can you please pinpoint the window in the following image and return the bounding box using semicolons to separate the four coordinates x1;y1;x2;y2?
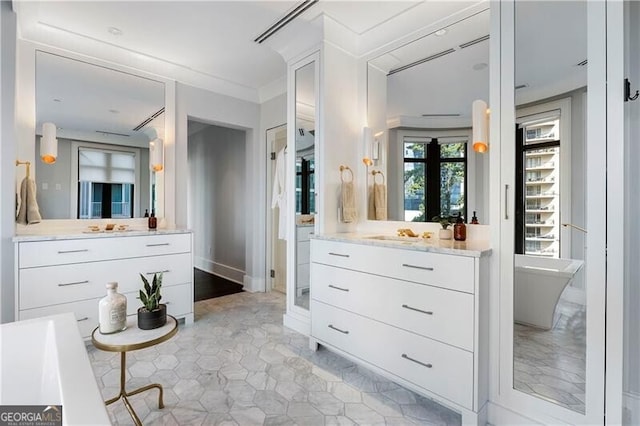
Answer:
78;148;136;219
516;116;561;257
403;137;467;222
295;157;315;214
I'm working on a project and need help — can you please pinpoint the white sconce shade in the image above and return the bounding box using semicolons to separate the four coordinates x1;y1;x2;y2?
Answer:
362;126;373;166
373;131;384;160
150;138;164;172
40;122;58;164
472;99;489;153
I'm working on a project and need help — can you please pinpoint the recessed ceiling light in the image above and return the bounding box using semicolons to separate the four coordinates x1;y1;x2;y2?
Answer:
473;62;488;71
107;26;123;36
435;28;448;37
109;109;120;114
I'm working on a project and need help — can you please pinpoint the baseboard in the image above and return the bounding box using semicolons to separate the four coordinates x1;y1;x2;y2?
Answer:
487;401;543;425
283;312;310;336
624;391;640;424
194;257;244;284
243;275;265;293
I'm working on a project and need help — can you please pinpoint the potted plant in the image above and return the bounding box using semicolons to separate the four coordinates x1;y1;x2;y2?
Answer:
137;272;167;330
432;215;453;240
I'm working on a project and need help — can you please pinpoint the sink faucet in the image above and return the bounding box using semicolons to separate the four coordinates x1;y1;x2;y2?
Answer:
397;228;418;237
562;223;587;233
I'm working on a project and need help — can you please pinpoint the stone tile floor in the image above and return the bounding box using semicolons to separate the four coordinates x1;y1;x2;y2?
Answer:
513;297;586;413
87;291;461;425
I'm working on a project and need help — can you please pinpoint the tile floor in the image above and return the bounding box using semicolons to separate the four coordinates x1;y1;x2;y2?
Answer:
87;291;461;425
513;297;586;413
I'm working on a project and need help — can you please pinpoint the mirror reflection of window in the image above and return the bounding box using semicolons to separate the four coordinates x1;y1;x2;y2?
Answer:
295;157;315;214
77;147;136;219
402;136;467;222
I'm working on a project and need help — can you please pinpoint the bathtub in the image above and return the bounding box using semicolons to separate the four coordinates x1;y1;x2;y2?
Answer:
514;254;584;330
0;313;110;425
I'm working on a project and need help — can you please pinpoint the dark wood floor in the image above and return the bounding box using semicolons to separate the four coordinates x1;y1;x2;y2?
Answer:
194;268;243;302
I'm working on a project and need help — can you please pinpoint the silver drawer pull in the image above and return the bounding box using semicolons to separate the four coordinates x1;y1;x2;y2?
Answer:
58;280;89;287
401;263;434;271
328;284;349;292
165;302;171;305
77;317;89;322
58;249;89;254
146;269;170;275
146;243;170;247
402;304;433;315
328;324;349;334
402;353;432;368
328;252;350;258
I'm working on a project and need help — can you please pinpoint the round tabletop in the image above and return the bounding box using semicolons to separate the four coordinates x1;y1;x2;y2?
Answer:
92;315;178;352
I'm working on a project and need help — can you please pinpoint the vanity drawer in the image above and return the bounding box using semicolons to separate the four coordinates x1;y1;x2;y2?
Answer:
312;300;473;409
311;239;475;293
297;226;315;242
311;263;474;351
18;233;191;268
19;253;192;309
19;298;100;339
125;283;192;317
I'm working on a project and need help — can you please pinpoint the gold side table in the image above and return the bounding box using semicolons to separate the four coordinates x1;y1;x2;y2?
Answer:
92;315;178;426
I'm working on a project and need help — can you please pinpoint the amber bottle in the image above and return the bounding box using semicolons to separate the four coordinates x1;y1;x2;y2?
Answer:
148;209;157;230
454;212;467;241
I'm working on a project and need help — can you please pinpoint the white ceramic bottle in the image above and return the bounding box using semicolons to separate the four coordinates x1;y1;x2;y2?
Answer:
98;282;127;334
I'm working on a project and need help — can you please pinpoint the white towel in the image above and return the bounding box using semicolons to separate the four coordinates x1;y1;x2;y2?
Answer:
341;181;357;223
271;147;287;240
374;182;387;220
16;177;42;225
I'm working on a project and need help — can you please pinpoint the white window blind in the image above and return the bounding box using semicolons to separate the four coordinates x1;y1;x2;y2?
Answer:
79;148;135;184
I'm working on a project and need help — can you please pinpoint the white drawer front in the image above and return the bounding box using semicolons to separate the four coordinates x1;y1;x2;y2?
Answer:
297;240;310;265
19;233;191;268
312;300;473;409
20;253;192;310
20;298;100;338
125;283;192;317
311;263;474;351
311;239;475;293
297;226;315;242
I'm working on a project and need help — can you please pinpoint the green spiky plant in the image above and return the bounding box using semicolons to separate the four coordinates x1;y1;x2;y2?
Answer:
139;272;163;311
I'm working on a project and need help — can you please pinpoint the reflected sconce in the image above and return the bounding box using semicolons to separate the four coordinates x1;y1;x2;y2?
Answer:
149;138;164;172
362;126;382;166
40;122;58;164
472;99;489;153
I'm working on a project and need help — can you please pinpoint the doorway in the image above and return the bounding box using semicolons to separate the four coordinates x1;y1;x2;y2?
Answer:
267;124;287;294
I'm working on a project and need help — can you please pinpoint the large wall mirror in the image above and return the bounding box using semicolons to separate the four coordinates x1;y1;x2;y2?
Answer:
367;8;490;224
293;60;316;311
512;0;589;415
34;51;165;220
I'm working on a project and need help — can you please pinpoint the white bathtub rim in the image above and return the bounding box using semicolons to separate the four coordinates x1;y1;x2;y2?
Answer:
514;255;584;279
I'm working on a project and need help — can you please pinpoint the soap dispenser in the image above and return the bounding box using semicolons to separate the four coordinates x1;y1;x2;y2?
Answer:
454;212;467;241
148;209;157;230
471;211;479;224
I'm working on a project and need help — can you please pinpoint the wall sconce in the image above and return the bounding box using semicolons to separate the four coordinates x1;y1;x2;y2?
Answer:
472;99;489;153
150;138;164;172
362;126;382;166
40;122;58;164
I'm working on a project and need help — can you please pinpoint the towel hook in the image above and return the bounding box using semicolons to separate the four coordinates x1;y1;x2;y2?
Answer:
16;160;31;178
339;165;353;183
372;170;385;185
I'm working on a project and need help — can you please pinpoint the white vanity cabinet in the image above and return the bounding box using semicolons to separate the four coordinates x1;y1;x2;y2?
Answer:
309;236;490;423
14;231;194;338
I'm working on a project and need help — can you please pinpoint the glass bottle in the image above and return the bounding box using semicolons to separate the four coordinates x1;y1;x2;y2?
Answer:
144;209;149;218
148;209;157;230
454;212;467;241
98;282;127;334
471;211;479;224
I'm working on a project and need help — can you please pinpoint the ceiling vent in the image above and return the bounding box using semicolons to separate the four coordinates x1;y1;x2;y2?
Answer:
388;48;456;76
459;34;490;49
254;0;319;44
422;113;461;117
133;107;165;132
576;59;588;66
96;130;130;137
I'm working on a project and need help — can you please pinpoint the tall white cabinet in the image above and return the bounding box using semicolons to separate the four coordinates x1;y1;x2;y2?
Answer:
14;230;194;338
309;235;490;424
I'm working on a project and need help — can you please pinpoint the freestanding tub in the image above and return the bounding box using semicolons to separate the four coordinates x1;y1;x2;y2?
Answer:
514;254;584;330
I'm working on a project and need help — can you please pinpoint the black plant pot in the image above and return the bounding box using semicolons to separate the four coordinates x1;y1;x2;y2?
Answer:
137;304;167;330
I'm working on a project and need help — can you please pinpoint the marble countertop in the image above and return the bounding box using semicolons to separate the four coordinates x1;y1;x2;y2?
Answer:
312;233;491;257
13;227;192;242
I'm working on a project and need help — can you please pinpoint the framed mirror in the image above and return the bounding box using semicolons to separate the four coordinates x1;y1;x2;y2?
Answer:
34;51;165;220
367;8;490;224
293;60;316;311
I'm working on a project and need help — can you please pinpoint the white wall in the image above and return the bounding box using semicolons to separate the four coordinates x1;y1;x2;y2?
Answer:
0;1;16;323
188;123;246;283
176;83;264;291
